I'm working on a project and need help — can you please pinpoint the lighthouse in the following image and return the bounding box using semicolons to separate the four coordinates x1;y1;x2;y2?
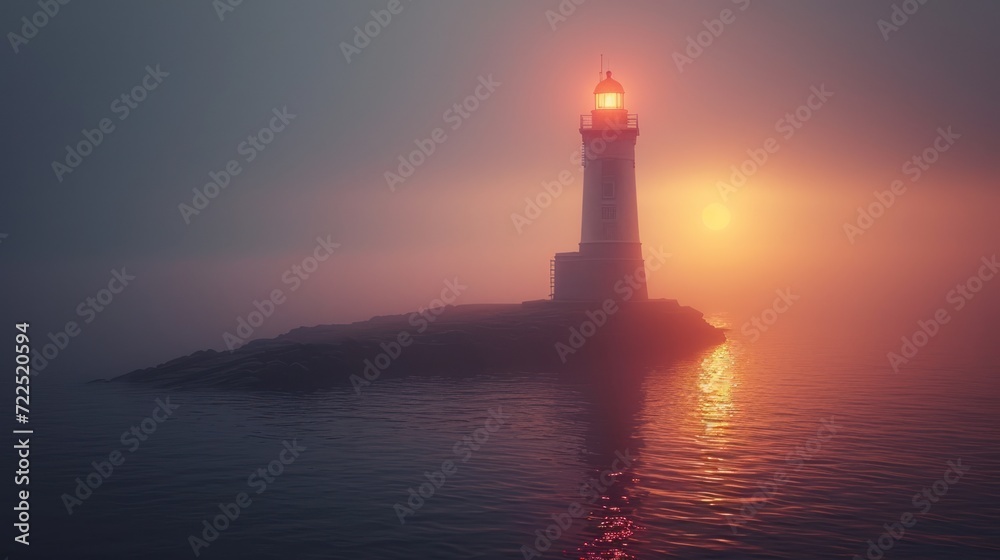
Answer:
552;71;648;302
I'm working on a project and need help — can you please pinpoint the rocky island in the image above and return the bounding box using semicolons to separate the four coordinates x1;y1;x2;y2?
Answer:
105;300;725;390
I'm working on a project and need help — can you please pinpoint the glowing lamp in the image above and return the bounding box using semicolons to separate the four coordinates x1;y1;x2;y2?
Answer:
594;71;625;110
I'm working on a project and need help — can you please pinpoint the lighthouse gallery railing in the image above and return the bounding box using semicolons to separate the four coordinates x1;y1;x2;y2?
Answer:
579;114;639;130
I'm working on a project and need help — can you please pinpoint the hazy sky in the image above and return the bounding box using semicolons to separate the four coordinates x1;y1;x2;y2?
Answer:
2;0;998;380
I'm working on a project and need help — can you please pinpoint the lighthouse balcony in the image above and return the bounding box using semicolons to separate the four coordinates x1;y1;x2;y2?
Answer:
580;113;639;131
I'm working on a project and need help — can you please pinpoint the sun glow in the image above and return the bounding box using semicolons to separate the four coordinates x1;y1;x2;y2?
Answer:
702;202;731;231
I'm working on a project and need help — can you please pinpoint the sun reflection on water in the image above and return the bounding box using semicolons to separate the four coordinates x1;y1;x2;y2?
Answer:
572;314;741;558
698;343;737;438
572;466;641;560
694;314;742;513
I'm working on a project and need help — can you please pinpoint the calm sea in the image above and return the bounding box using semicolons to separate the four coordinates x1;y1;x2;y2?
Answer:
20;314;1000;559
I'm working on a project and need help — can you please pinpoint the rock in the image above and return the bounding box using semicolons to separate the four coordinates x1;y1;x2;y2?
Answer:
106;300;725;390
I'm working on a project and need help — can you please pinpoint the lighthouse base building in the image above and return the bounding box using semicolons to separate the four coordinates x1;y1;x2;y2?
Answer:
553;245;648;302
552;71;648;302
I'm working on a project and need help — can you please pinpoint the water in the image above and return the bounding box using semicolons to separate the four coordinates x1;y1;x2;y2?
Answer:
22;315;1000;559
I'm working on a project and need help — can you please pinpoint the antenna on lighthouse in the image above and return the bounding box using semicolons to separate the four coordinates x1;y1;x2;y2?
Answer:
600;54;603;81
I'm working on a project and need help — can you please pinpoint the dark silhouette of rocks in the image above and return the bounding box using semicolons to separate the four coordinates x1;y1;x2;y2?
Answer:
104;301;725;390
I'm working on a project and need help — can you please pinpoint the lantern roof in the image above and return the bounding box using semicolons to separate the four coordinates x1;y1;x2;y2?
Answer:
593;71;625;95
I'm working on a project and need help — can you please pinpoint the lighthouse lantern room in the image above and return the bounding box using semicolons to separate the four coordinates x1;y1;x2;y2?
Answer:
594;72;625;110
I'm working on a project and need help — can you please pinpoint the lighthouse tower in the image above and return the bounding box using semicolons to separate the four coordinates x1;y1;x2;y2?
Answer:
552;71;648;301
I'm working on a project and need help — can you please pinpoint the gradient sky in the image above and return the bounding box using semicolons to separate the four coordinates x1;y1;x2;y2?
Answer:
2;0;999;380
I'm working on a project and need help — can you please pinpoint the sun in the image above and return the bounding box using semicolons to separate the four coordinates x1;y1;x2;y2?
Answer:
702;203;731;231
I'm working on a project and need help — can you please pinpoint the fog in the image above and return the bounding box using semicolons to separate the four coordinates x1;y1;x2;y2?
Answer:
2;0;997;381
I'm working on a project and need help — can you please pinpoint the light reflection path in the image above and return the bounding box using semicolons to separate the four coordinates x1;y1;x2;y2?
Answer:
572;314;741;559
695;315;742;522
698;343;737;438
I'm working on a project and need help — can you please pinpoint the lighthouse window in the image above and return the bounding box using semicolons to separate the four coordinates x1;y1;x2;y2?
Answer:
601;181;615;199
603;222;618;240
596;92;624;110
601;206;617;221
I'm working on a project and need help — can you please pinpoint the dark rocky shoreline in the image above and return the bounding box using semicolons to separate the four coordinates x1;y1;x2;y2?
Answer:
103;300;726;390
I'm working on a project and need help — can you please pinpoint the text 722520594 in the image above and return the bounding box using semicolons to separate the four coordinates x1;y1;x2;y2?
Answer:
14;322;32;546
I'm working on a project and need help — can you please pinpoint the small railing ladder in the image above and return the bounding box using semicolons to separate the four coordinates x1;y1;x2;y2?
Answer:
549;259;556;300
